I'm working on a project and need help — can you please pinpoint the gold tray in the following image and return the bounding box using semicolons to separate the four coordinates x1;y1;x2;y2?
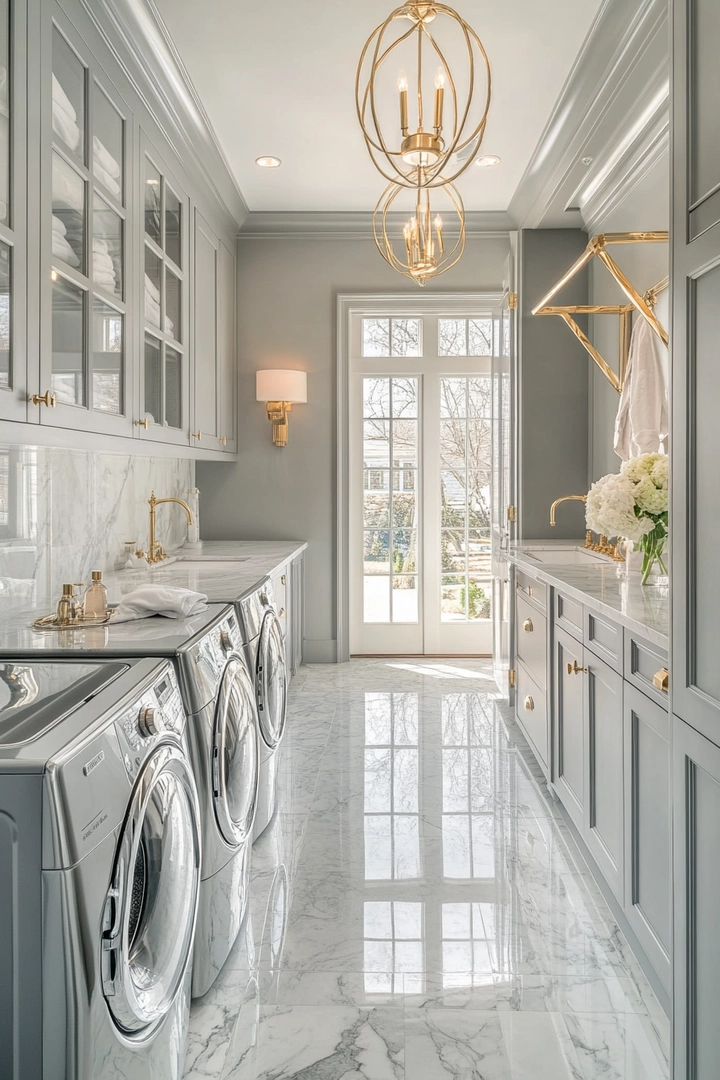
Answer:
32;610;116;630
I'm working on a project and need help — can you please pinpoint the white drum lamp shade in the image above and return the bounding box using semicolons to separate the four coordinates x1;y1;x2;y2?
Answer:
256;369;307;447
256;369;307;403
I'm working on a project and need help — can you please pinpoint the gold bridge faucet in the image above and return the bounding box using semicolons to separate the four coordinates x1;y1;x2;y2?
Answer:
549;493;624;562
549;494;587;528
146;491;193;564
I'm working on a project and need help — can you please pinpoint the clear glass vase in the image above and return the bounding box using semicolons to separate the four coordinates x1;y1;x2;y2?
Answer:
639;535;669;586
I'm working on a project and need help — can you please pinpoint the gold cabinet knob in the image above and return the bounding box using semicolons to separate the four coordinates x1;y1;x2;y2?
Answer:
524;695;534;711
191;431;202;440
523;618;533;633
653;668;669;692
567;660;587;675
29;390;56;408
219;436;227;446
135;418;149;428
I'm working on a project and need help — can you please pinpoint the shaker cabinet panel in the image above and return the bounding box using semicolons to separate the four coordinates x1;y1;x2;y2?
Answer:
673;718;720;1079
554;626;585;831
584;652;624;902
193;210;219;441
624;684;670;990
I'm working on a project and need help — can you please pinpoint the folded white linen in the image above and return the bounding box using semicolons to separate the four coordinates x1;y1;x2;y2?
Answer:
93;250;114;272
144;272;161;305
52;102;80;154
52;164;83;210
52;213;67;237
52;231;80;267
93;236;109;254
52;74;77;122
144;291;174;334
111;585;208;624
93;161;121;199
93;135;121;179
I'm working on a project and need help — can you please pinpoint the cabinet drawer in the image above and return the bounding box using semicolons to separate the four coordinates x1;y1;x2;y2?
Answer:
515;569;546;612
516;594;547;689
516;661;548;769
624;634;669;710
585;610;623;674
556;591;584;640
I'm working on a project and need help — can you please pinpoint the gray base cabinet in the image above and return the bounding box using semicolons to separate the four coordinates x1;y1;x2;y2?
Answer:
673;717;720;1078
585;651;624;903
554;625;586;832
624;683;671;990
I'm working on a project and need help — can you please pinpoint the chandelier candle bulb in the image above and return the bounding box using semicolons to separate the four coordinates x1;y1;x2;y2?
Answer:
434;215;444;254
398;72;409;135
434;69;445;132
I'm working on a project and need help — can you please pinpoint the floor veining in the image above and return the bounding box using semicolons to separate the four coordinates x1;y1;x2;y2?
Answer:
183;658;670;1079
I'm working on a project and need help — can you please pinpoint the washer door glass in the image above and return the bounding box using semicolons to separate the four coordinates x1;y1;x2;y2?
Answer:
213;656;259;846
102;742;201;1036
256;611;287;750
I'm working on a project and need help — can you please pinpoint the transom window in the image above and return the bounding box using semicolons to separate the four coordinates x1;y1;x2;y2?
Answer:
438;317;492;356
362;317;422;357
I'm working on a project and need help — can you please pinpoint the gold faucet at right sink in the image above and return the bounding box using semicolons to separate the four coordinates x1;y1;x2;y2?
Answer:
549;494;625;562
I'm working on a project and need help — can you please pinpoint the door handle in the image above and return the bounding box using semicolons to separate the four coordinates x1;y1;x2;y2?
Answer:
524;695;534;711
653;668;669;692
523;618;533;633
567;660;587;675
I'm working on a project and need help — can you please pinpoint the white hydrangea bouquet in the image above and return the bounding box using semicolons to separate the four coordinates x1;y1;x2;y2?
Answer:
586;453;669;585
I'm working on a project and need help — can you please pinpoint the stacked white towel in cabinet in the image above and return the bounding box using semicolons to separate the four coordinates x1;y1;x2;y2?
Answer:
52;74;122;201
145;273;173;335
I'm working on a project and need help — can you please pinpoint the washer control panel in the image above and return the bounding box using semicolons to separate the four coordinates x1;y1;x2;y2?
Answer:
115;664;186;778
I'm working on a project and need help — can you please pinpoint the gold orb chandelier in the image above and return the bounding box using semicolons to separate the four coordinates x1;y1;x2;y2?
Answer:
355;1;492;189
373;177;465;286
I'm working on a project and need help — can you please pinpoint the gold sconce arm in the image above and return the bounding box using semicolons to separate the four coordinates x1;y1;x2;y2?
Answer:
266;401;293;447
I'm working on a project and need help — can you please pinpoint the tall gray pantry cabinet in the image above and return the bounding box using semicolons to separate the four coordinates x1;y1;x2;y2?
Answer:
671;0;720;1074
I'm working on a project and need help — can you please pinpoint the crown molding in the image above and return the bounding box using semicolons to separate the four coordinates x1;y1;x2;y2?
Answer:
239;210;512;240
508;0;668;231
77;0;248;232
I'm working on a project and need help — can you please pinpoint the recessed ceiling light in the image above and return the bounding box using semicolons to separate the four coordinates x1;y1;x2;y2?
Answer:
476;155;500;168
581;156;594;166
256;156;282;168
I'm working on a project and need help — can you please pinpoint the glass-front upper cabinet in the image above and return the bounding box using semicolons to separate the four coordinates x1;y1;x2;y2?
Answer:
140;142;188;442
38;18;131;434
0;0;27;423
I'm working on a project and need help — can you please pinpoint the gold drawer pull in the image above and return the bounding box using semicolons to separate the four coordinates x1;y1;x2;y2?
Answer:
567;660;587;676
135;418;149;428
524;695;534;711
191;431;202;440
653;668;669;692
29;390;56;408
523;618;533;633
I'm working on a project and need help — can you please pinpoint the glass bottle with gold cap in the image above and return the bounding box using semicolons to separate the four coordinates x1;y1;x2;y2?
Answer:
83;571;108;618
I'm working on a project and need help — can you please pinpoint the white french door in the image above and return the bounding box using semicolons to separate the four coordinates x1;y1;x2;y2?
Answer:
349;307;497;656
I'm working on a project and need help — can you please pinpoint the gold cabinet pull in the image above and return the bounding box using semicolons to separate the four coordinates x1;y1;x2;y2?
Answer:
191;431;202;440
523;618;533;633
653;668;669;692
29;390;56;408
135;418;149;428
524;695;534;711
528;586;533;597
281;575;286;586
567;660;587;675
219;436;227;446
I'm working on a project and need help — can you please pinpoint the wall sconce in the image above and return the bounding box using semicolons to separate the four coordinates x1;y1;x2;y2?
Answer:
256;369;307;447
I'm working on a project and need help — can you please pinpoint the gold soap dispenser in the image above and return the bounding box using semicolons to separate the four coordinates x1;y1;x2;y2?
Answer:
83;571;108;618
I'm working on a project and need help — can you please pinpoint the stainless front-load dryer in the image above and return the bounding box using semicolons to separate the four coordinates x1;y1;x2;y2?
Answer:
236;579;288;841
0;657;201;1079
0;603;260;999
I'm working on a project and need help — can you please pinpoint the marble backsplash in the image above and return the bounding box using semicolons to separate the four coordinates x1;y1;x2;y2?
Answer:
0;444;194;608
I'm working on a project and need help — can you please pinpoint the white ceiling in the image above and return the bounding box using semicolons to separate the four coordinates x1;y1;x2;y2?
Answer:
154;0;604;214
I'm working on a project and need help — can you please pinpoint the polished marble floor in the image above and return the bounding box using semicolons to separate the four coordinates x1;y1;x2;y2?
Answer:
184;659;670;1080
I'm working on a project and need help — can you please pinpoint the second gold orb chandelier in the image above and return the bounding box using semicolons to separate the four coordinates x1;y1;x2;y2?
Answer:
356;1;491;284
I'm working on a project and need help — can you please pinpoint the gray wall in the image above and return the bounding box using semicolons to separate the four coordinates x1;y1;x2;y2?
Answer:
198;232;510;662
588;157;670;480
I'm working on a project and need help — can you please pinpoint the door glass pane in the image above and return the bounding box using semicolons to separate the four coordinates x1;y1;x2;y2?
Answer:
144;246;162;330
392;576;418;622
364;472;390;527
92;297;122;414
391;377;417;417
52;28;84;163
144;158;161;243
92;84;123;203
52;275;85;406
364;419;390;468
52;153;84;272
93;194;122;299
165;185;181;267
165;266;180;341
364;576;390;622
0;241;9;388
363;376;390;417
0;2;10;224
364;529;390;573
144;333;161;425
165;345;181;428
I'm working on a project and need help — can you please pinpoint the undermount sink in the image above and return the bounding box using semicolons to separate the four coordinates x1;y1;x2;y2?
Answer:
521;547;611;566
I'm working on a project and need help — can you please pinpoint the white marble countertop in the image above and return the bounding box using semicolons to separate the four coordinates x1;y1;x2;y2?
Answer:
0;540;307;641
508;541;668;649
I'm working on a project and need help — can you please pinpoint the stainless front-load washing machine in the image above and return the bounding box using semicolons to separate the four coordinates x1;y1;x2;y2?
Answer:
0;657;201;1079
0;602;260;999
236;579;288;841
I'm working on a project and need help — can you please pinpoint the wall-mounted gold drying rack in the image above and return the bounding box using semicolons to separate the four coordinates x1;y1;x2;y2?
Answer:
531;231;669;393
